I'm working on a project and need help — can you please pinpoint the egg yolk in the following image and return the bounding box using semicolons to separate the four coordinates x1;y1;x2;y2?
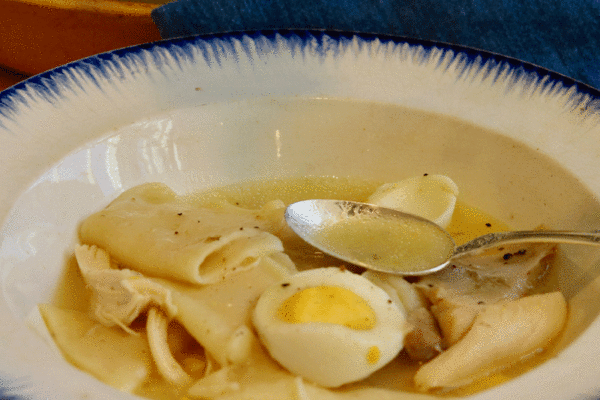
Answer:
276;285;377;330
366;346;381;364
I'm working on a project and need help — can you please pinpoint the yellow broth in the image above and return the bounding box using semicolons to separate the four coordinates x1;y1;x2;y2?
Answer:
46;94;600;399
52;175;567;399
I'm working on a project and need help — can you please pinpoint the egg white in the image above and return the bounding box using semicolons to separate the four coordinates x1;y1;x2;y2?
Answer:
252;267;409;388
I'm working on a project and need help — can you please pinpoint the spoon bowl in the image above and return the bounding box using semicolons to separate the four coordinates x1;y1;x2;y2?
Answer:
285;199;456;275
285;199;600;275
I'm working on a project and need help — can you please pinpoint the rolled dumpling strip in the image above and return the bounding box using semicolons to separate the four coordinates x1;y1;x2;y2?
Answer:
164;254;296;366
199;232;286;282
79;183;288;284
38;304;152;393
368;175;459;228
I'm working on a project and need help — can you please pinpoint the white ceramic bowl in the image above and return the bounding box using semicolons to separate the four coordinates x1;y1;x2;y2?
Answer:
1;31;600;399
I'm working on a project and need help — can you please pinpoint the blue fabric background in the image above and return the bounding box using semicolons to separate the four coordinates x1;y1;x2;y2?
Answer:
151;0;600;89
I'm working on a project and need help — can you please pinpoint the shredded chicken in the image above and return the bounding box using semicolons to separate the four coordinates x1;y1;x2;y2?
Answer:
147;307;192;387
75;244;177;334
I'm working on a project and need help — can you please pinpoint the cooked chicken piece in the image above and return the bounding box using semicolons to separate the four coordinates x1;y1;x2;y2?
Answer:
403;307;443;361
414;291;567;390
382;273;428;312
417;243;556;346
422;242;556;301
75;244;177;333
426;291;482;347
363;271;443;361
147;307;192;387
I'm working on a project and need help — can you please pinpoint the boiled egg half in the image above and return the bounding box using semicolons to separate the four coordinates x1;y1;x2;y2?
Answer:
252;267;409;387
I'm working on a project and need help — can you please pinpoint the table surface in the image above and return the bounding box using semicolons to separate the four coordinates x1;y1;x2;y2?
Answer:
0;66;28;92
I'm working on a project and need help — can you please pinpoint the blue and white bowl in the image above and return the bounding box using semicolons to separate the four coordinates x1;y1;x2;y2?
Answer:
1;31;600;399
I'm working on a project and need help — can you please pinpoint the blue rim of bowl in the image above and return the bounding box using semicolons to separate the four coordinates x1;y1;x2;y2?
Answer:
1;29;600;127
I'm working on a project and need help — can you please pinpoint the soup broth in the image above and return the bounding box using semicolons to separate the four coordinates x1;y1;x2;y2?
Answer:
182;177;557;395
52;176;559;399
37;97;600;400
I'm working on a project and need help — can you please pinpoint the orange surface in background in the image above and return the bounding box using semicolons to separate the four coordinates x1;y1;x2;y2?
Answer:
0;0;163;89
0;66;28;91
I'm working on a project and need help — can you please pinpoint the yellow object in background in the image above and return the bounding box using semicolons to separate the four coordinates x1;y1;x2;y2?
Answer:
0;0;162;77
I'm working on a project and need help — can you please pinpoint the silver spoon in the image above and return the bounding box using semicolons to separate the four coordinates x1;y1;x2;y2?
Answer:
285;199;600;276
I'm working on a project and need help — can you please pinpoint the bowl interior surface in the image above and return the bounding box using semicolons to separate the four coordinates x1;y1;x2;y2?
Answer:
1;31;600;400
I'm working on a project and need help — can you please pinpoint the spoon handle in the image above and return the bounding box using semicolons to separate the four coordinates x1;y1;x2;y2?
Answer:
453;230;600;257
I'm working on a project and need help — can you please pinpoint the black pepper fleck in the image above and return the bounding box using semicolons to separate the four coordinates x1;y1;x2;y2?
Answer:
281;283;290;287
423;173;429;176
503;253;512;260
485;223;492;227
174;231;179;235
177;213;183;216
